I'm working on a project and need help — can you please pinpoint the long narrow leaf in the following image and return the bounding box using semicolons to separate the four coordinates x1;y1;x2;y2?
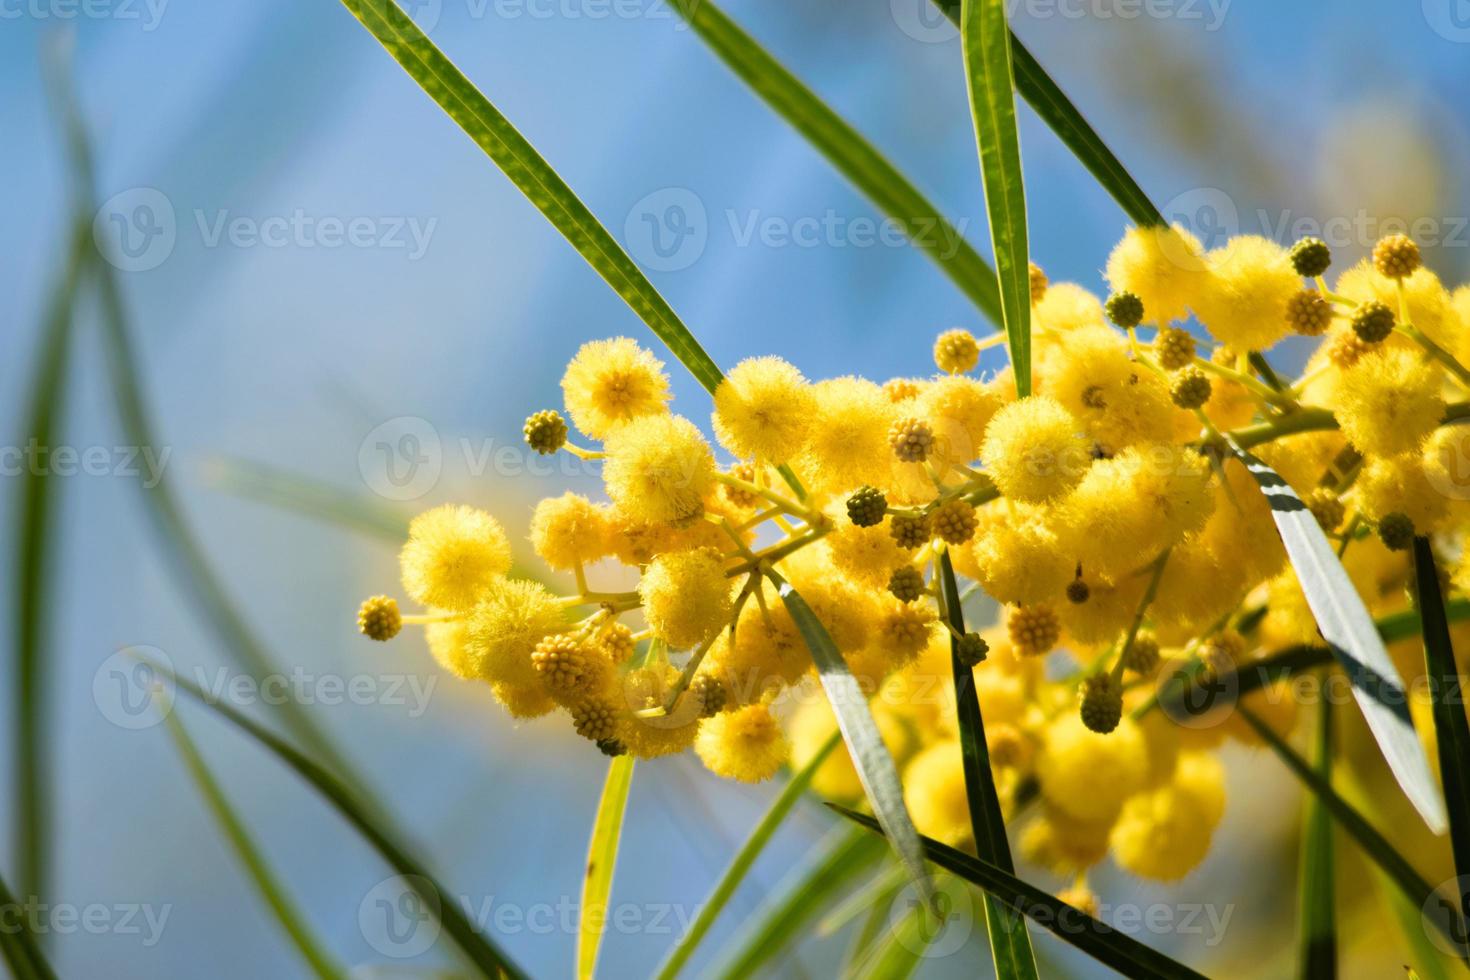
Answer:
1236;705;1467;958
1297;697;1335;978
206;457;408;541
12;220;87;906
848;894;939;980
960;0;1030;395
774;572;936;909
710;827;886;980
654;730;841;980
338;0;723;395
0;865;56;980
1228;442;1446;833
1412;538;1470;923
579;754;635;980
165;713;345;980
930;2;1163;228
830;806;1208;980
670;0;1001;325
154;661;528;980
938;553;1036;979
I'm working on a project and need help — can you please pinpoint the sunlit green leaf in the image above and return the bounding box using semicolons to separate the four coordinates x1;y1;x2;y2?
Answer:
579;754;635;980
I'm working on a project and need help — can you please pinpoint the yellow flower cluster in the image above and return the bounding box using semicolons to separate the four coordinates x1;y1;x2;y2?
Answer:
362;229;1470;893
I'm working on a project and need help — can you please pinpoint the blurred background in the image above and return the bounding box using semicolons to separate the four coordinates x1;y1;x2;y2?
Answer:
4;0;1470;976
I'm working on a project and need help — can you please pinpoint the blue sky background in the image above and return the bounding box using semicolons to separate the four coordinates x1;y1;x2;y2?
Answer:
5;0;1470;976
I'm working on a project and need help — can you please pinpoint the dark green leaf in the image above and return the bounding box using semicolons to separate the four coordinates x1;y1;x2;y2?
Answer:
655;730;841;980
338;0;724;394
0;865;57;980
931;1;1164;227
1228;442;1445;834
960;0;1030;395
671;0;1001;325
938;553;1037;979
1297;697;1335;978
158;661;528;980
1412;537;1470;942
775;572;936;911
579;755;635;980
830;806;1209;980
1237;704;1468;960
710;828;886;980
166;713;345;980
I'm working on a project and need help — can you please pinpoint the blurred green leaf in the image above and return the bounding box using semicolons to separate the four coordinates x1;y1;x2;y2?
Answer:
1297;697;1335;978
960;0;1030;396
938;553;1036;978
339;0;724;395
671;0;1001;326
158;660;528;980
1412;538;1470;934
579;754;635;980
710;827;886;980
1229;443;1446;834
1238;704;1467;960
11;219;87;907
830;806;1208;980
0;865;56;980
654;729;841;980
166;712;345;980
847;892;939;980
931;1;1164;227
777;571;936;910
205;457;408;541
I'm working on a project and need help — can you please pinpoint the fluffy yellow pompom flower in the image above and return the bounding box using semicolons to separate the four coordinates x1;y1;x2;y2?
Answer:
602;414;716;524
1191;235;1299;351
1354;453;1449;532
425;619;477;679
639;547;734;650
465;578;566;690
966;506;1073;606
400;504;513;612
1034;282;1105;334
803;377;895;494
712;356;816;463
490;679;556;720
903;741;972;847
1057;570;1145;645
1058;444;1214;580
789;696;910;800
1042;324;1174;451
1020;808;1114;874
980;396;1091;503
1333;347;1445;458
1104;224;1207;325
1110;752;1225;881
560;337;671;439
695;703;789;782
617;665;704;759
917;375;1002;467
933;328;980;374
825;506;909;589
1338;261;1460;357
1036;714;1147;823
529;492;614;571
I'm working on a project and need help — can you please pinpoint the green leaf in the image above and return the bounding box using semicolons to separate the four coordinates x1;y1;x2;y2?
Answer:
338;0;723;394
709;827;886;980
1297;697;1335;979
165;712;345;980
1412;537;1470;937
960;0;1030;396
1236;704;1468;959
654;729;841;980
929;2;1163;227
938;553;1037;979
670;0;1001;326
579;754;635;980
846;888;943;980
205;457;408;541
0;865;57;980
12;219;87;906
1228;441;1446;834
157;661;528;980
829;806;1209;980
774;572;936;909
